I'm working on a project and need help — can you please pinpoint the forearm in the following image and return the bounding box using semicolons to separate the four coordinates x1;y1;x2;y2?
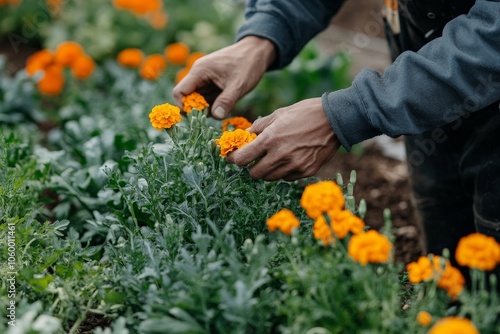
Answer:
235;0;344;69
323;0;500;151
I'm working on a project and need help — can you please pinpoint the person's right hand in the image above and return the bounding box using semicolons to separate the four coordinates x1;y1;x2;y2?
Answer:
173;36;276;119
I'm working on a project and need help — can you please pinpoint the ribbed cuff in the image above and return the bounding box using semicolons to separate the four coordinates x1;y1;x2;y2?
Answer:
322;86;382;151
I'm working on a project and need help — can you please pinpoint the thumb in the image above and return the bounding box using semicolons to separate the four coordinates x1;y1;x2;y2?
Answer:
211;90;240;119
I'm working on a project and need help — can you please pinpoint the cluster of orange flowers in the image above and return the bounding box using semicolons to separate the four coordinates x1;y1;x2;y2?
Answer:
266;209;300;235
112;0;168;29
222;116;252;132
116;43;204;82
215;129;257;157
181;92;209;113
25;41;95;95
406;255;465;298
149;103;181;130
455;232;500;271
312;209;365;245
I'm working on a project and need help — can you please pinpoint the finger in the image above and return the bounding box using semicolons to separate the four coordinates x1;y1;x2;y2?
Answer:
211;86;243;119
172;72;201;108
226;134;268;166
247;110;279;134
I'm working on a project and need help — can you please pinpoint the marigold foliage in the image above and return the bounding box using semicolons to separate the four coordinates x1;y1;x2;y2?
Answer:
455;232;500;271
428;317;479;334
54;41;84;67
348;230;392;265
300;180;345;219
149;103;181;130
70;54;95;79
266;209;300;235
182;92;209;113
117;48;144;68
215;129;257;157
417;311;433;327
165;42;190;66
222;116;252;132
313;209;365;245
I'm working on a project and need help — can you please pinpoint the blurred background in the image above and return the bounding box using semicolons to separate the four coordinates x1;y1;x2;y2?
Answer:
0;0;420;262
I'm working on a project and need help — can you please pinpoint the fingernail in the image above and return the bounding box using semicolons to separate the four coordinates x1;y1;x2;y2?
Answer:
213;107;226;119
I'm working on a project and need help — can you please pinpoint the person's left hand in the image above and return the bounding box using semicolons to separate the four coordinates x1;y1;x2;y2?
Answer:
226;97;340;181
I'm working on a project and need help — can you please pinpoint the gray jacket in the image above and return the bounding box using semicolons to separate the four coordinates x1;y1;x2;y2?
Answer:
235;0;500;151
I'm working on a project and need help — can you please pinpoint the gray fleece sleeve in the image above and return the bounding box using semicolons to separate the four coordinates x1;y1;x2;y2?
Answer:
235;0;344;69
323;0;500;151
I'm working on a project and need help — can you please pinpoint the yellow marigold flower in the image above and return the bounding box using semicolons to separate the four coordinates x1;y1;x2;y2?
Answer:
428;317;479;334
165;42;190;66
175;67;190;84
437;265;465;298
417;311;433;327
266;209;300;235
37;64;64;96
117;48;144;68
140;54;167;80
26;49;54;76
348;230;392;265
54;41;84;67
300;180;345;219
313;209;365;245
455;232;500;271
149;103;181;130
215;129;257;157
222;116;252;132
70;54;95;80
182;92;209;113
185;52;205;68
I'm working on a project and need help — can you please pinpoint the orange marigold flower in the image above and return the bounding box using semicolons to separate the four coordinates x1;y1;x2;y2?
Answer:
148;10;168;29
117;48;144;68
140;54;167;80
149;103;181;130
54;41;84;67
182;92;209;113
70;54;95;80
185;52;205;68
215;129;257;157
437;265;465;298
175;67;190;84
406;255;450;283
313;209;365;245
222;116;252;132
26;49;54;76
266;209;300;235
113;0;161;15
348;230;392;265
46;0;63;16
428;317;479;334
300;180;345;219
455;232;500;271
165;42;190;66
0;0;21;6
37;65;64;96
417;311;433;327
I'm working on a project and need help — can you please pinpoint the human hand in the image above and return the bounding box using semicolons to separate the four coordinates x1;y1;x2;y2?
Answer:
227;98;340;181
172;36;276;119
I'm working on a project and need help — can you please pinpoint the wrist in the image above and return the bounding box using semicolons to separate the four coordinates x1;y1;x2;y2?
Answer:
238;36;277;68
